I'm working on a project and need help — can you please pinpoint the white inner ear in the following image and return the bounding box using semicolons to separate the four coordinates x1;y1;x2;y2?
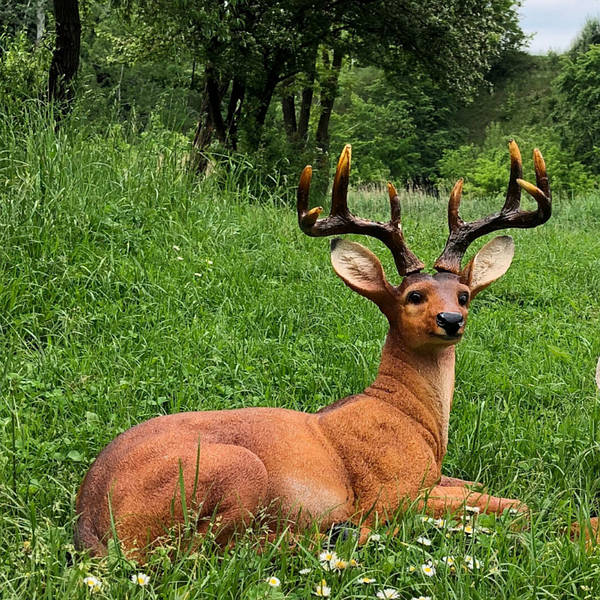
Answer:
470;235;515;291
330;239;385;292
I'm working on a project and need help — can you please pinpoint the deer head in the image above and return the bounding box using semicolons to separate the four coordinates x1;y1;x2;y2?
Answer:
297;142;551;351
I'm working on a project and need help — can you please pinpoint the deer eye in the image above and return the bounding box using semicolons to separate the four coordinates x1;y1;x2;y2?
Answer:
406;291;425;305
458;292;469;306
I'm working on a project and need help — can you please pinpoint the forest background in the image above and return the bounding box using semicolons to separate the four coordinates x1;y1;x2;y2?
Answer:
2;0;600;197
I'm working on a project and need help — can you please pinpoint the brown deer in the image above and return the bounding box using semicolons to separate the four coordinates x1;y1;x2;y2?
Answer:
75;141;551;559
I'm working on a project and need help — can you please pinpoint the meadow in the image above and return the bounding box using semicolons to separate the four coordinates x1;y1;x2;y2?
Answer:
1;113;600;599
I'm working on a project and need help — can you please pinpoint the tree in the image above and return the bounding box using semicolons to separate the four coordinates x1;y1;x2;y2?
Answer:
48;0;81;109
554;44;600;171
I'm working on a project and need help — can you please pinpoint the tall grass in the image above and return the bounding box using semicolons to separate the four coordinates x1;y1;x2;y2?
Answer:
1;108;600;598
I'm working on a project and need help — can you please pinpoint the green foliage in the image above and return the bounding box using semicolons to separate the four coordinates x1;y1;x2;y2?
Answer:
554;44;600;172
569;17;600;57
437;122;597;196
0;31;50;112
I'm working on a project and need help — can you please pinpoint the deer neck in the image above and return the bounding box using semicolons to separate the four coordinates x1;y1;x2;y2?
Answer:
364;330;456;460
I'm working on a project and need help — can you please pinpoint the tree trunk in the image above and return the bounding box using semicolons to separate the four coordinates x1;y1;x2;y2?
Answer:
205;65;227;144
315;48;343;164
48;0;81;110
36;0;46;44
297;47;318;144
225;76;245;150
281;78;298;141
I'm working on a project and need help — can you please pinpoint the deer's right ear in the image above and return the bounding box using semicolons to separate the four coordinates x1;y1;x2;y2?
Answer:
330;239;396;314
460;235;515;298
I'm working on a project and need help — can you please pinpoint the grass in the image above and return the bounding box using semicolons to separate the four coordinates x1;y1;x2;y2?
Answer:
1;109;600;598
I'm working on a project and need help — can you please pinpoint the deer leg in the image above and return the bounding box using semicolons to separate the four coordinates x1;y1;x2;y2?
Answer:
439;475;477;488
419;485;527;518
115;443;269;557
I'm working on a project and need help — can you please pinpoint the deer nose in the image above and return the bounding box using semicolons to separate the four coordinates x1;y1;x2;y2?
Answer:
436;312;464;336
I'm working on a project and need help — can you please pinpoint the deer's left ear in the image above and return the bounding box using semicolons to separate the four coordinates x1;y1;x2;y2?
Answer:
460;235;515;298
330;238;397;317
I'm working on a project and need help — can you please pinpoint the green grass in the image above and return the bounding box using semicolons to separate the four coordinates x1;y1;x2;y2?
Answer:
1;110;600;599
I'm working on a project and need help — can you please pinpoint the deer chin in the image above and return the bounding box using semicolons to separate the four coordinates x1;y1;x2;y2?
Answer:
429;331;463;345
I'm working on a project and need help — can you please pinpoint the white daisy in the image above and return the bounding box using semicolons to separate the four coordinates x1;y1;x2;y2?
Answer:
83;575;102;593
358;576;376;584
416;536;432;546
331;558;348;571
441;555;455;566
299;568;312;575
421;563;436;577
314;579;331;597
266;576;281;587
368;533;382;542
131;572;150;586
465;505;480;514
376;588;400;599
464;555;481;570
411;596;432;600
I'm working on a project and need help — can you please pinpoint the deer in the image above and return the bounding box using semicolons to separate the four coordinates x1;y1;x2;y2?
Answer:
75;141;551;560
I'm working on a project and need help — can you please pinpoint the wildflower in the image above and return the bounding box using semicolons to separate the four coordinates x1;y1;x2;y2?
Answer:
407;565;417;573
194;272;202;277
314;579;331;597
22;540;31;553
368;534;382;542
176;256;184;261
299;568;312;575
464;555;481;570
319;550;338;563
462;524;474;535
433;518;446;527
416;536;432;546
173;245;181;251
348;558;359;568
421;563;436;577
376;588;400;599
331;558;348;571
207;259;213;265
83;575;102;593
131;572;150;586
411;596;432;600
319;550;338;570
441;555;455;566
266;576;281;588
465;505;480;514
358;576;376;584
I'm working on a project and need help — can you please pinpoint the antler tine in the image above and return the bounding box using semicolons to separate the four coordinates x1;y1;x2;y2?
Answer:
297;145;425;276
433;140;552;274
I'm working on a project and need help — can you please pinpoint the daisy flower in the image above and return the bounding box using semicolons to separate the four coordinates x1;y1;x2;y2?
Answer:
421;563;436;577
368;533;382;542
266;576;281;588
83;575;102;593
348;558;359;568
131;572;150;586
416;536;432;546
331;558;348;571
411;596;432;600
299;568;312;575
314;579;331;597
465;505;480;514
376;588;400;599
441;555;455;566
319;550;338;571
464;555;481;570
358;576;376;584
407;565;417;573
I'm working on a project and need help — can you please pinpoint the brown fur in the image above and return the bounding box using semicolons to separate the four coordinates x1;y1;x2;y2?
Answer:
75;240;526;559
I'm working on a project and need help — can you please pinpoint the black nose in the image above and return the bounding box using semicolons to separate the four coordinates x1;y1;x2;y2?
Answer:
436;312;464;336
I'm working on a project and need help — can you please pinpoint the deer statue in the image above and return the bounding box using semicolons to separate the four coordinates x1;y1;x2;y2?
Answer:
75;141;551;559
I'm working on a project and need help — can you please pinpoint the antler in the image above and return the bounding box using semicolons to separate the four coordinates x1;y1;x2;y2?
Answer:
297;145;425;276
433;140;551;274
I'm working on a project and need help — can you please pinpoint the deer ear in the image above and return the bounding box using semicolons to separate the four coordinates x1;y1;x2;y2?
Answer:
330;239;396;313
460;235;515;298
